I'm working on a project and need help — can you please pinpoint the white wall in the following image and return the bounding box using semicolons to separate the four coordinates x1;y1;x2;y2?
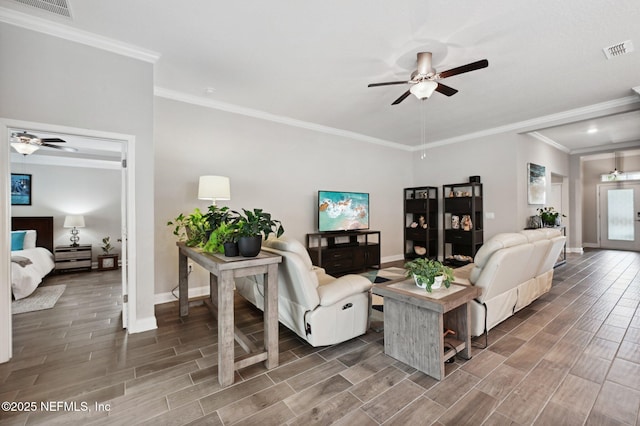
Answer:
10;162;121;260
154;97;413;294
0;23;156;330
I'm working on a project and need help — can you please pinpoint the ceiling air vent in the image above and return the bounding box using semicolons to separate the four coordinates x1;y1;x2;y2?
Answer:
603;40;634;59
12;0;71;18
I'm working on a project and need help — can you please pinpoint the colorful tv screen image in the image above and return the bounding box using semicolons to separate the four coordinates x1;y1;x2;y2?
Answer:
318;191;369;232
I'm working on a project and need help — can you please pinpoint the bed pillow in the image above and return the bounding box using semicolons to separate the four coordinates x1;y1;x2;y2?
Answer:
23;230;37;249
11;231;26;251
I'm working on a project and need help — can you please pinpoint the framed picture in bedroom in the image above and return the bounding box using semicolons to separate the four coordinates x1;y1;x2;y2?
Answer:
11;173;32;205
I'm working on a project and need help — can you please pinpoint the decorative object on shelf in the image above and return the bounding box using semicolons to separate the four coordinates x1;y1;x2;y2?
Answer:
198;175;231;206
404;258;454;293
10;173;32;205
527;163;546;205
528;215;543;229
451;215;460;229
469;175;481;183
418;215;427;229
414;246;426;256
537;206;565;227
462;215;472;231
63;215;85;247
410;221;418;228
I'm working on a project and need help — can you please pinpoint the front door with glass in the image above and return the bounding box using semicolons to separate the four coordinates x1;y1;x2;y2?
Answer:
599;182;640;251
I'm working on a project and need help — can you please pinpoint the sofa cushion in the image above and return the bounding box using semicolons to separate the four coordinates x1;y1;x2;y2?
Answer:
473;233;528;268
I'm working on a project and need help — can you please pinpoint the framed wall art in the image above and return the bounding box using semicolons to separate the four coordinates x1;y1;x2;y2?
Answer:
527;163;546;205
11;173;32;206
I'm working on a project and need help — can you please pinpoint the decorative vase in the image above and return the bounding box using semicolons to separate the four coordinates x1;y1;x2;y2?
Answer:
413;274;443;291
238;235;262;257
223;242;239;257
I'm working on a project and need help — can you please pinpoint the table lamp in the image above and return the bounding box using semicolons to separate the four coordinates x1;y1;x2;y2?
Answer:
63;215;85;247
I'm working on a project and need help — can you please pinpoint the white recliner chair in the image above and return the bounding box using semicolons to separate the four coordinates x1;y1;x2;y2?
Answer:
234;237;373;347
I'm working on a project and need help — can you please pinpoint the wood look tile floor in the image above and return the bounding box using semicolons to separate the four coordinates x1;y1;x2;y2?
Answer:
1;249;640;425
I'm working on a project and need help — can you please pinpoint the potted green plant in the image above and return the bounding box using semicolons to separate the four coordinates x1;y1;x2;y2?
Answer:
98;236;119;271
537;206;565;227
167;208;211;247
101;236;113;254
234;208;284;257
404;258;454;292
203;221;239;256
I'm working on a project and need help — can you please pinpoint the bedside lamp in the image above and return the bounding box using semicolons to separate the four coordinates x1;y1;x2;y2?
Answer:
198;176;231;206
63;215;85;247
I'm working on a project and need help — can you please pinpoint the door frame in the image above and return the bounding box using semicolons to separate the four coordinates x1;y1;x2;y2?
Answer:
1;118;137;363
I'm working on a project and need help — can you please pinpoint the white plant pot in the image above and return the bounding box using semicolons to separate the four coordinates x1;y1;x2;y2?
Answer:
413;274;444;291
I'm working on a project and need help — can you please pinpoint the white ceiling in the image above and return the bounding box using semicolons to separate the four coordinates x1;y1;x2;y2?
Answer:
3;0;640;158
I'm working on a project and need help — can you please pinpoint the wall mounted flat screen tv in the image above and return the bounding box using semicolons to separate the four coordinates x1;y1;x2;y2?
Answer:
318;190;370;232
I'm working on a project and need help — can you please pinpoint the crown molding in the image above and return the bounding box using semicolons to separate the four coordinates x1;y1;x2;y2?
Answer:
0;6;160;63
527;132;571;153
154;87;411;151
414;95;640;152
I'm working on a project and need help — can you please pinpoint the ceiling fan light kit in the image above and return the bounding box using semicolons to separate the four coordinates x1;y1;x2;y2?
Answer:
410;80;438;100
9;131;77;155
368;51;489;105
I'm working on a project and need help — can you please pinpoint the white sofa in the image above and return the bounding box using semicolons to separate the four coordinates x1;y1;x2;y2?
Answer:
234;237;373;347
454;228;566;338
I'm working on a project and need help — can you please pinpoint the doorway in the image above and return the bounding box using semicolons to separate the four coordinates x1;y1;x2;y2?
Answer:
1;118;138;363
598;182;640;251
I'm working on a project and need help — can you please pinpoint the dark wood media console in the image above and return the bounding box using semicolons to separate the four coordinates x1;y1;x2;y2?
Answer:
306;230;381;275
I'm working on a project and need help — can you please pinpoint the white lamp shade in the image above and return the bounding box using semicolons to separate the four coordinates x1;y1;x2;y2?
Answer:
11;142;39;155
198;176;231;201
410;80;438;100
63;215;85;228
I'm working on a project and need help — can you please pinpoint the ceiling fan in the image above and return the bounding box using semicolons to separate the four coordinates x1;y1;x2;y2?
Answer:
10;131;78;155
368;52;489;105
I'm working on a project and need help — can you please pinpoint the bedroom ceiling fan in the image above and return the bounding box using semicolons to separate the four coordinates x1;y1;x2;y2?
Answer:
368;52;489;105
10;131;78;155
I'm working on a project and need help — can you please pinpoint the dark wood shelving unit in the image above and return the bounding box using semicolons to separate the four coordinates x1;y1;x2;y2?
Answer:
443;182;483;266
404;186;438;260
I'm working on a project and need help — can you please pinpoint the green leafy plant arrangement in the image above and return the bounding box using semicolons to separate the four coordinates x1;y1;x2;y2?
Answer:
101;236;113;254
167;208;211;247
404;258;454;292
202;221;238;253
234;208;284;240
537;206;566;227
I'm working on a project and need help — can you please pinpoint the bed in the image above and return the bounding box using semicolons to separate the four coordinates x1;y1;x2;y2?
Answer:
11;217;55;300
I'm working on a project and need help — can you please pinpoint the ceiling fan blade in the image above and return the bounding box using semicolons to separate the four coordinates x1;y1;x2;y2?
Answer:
438;59;489;79
391;90;411;105
368;81;411;87
416;52;433;76
41;143;78;152
40;138;67;143
435;83;458;97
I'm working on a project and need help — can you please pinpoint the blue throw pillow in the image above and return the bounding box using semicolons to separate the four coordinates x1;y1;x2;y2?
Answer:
11;231;26;251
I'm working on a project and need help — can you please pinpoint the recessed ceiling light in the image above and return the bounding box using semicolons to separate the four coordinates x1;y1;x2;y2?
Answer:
204;87;215;94
587;128;598;134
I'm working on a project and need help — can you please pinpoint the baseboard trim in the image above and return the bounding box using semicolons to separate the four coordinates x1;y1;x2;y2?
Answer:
567;246;585;253
382;254;405;264
154;285;210;305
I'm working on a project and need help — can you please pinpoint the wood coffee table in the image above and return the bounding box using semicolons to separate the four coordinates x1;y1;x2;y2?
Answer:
372;279;481;380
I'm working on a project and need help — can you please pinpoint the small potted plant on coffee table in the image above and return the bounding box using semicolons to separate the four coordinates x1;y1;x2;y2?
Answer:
404;258;454;292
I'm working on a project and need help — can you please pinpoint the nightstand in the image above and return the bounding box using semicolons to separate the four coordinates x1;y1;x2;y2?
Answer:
55;245;92;272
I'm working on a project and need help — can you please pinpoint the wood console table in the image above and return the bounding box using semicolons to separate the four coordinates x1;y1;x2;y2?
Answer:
372;279;481;380
177;242;282;387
